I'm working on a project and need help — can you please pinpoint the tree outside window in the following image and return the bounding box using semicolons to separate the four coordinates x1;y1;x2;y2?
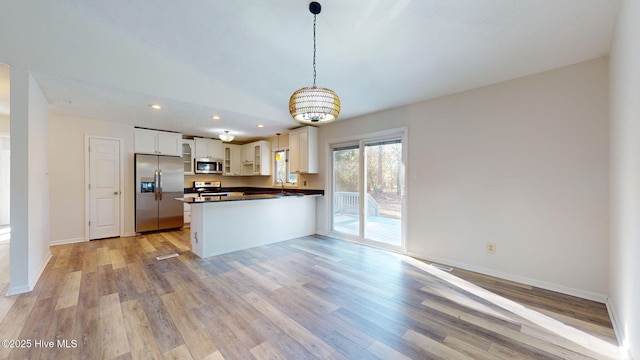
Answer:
275;149;297;185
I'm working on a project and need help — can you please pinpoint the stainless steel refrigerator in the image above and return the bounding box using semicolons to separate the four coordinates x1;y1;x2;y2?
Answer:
135;154;184;233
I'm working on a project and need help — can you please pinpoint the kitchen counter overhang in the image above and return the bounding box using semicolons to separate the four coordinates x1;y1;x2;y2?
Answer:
181;192;320;203
184;186;324;197
186;193;320;258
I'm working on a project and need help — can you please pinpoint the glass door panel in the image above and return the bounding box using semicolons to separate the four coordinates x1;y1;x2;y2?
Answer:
182;141;194;174
364;139;402;246
332;145;360;237
224;147;231;174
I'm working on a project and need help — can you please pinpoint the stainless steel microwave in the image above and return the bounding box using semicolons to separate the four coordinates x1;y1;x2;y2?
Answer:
194;158;223;174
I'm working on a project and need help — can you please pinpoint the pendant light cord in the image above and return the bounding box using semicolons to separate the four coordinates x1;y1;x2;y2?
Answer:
313;14;317;87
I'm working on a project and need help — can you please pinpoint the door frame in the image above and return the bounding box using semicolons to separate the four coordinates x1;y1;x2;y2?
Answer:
325;127;408;254
84;135;125;241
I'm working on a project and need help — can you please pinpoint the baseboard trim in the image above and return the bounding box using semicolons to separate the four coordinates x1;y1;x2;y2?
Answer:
29;251;52;290
5;252;52;297
606;299;633;360
407;251;609;303
50;232;139;245
50;237;85;246
5;284;31;296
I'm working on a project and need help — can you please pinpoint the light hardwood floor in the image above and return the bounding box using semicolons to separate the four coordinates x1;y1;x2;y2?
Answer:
0;229;620;359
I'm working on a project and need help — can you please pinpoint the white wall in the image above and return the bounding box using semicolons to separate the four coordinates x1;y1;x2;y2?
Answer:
8;68;50;295
609;0;640;357
49;114;135;243
317;57;610;301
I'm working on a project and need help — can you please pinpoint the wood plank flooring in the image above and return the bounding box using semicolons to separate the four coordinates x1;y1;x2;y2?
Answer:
0;229;620;359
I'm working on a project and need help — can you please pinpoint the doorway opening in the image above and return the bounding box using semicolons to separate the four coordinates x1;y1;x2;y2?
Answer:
0;63;10;293
0;135;9;241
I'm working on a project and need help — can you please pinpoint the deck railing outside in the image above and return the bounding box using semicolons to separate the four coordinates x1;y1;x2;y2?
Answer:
333;192;380;217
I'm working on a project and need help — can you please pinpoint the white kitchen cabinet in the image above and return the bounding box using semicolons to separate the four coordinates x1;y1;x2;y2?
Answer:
194;137;224;159
182;139;195;175
157;131;182;156
241;143;254;175
241;143;253;163
134;128;182;156
289;126;318;174
183;193;199;224
223;144;242;176
242;140;271;175
134;129;157;153
241;141;271;176
253;140;271;176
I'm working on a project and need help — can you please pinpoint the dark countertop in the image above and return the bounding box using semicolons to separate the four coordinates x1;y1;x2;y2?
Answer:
181;192;321;204
184;187;324;196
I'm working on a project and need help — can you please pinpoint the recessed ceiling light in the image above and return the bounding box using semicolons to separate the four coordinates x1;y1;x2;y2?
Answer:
257;124;264;128
149;104;162;110
212;115;220;120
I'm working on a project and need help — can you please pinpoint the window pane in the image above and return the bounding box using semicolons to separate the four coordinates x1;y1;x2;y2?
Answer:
364;140;402;245
285;149;297;184
275;150;286;183
275;149;297;184
332;146;360;237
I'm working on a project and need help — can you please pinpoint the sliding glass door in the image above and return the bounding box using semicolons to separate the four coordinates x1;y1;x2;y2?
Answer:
331;131;405;252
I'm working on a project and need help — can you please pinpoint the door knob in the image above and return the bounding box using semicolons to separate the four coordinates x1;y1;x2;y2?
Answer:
114;191;120;195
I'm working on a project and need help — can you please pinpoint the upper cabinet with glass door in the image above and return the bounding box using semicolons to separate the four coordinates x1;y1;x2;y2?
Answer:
253;140;271;175
182;139;195;175
223;144;242;176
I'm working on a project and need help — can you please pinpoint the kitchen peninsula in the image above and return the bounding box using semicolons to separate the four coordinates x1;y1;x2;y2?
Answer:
184;190;322;258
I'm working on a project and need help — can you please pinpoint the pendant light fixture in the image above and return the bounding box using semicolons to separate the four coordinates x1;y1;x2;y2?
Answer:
289;1;340;124
219;130;234;142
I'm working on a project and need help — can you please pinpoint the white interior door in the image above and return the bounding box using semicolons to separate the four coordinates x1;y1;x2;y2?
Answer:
89;138;121;240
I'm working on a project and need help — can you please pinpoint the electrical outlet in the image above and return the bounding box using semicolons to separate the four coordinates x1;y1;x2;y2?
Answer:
487;242;496;254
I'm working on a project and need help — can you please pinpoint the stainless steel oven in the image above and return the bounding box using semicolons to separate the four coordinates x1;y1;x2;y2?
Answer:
194;158;223;174
193;181;244;197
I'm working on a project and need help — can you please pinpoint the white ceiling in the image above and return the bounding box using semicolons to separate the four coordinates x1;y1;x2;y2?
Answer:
0;0;620;142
